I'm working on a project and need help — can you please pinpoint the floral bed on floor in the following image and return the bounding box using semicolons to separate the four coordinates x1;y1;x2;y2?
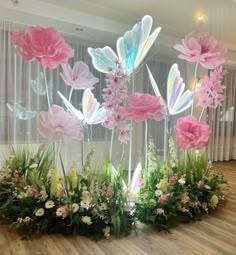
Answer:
0;14;229;239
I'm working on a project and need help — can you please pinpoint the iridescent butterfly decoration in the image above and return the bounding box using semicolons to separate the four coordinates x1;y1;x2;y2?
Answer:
88;15;161;75
147;64;195;115
58;88;109;126
6;103;37;120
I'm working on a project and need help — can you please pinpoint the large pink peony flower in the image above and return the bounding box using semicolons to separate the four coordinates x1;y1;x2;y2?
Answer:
123;93;166;122
38;105;83;142
174;30;226;69
60;61;99;90
174;116;211;149
11;26;74;69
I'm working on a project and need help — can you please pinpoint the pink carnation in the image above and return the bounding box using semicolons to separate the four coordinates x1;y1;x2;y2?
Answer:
174;116;211;150
11;26;74;69
159;194;169;203
123;93;166;122
38;104;83;142
174;30;226;69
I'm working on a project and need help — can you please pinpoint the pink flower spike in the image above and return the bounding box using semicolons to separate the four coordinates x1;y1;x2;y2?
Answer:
60;61;99;90
11;26;74;69
123;93;166;122
174;30;227;69
38;104;83;142
174;115;211;150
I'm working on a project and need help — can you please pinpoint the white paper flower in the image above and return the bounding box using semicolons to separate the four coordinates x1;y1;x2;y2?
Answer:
155;190;163;197
99;203;107;210
80;200;90;209
56;207;63;217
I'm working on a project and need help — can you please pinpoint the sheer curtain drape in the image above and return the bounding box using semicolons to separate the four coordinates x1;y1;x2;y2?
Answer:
208;68;236;161
0;20;188;170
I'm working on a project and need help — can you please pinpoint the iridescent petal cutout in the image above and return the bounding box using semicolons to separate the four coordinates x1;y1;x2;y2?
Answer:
6;103;36;120
57;91;84;121
130;162;143;194
87;46;118;74
167;64;195;115
146;64;161;96
30;72;53;104
82;88;109;125
117;15;161;75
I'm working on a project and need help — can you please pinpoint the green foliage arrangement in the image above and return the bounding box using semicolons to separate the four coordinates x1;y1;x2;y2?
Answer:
0;146;134;239
135;138;228;230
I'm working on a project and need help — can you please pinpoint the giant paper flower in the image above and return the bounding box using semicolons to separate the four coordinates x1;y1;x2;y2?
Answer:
11;26;74;69
174;30;226;69
123;93;166;122
174;116;211;150
38;104;83;142
60;61;99;90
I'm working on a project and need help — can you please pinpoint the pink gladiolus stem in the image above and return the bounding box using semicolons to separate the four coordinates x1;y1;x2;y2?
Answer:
199;108;205;121
190;62;199;116
145;119;148;168
43;68;51;109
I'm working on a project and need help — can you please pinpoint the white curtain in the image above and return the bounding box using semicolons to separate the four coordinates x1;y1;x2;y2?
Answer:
0;20;188;170
208;68;236;161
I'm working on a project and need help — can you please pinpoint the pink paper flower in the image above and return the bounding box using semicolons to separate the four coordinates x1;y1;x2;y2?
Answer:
174;116;211;150
11;26;74;69
174;30;226;69
159;194;169;203
60;61;99;90
197;66;227;108
38;104;83;142
124;93;166;122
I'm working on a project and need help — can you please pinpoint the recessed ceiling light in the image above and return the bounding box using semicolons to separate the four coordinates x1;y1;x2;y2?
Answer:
75;28;83;32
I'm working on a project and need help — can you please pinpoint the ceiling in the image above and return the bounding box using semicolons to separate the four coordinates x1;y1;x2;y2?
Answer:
39;0;236;51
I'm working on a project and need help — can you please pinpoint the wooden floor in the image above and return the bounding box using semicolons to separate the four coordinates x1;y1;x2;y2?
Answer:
1;161;236;255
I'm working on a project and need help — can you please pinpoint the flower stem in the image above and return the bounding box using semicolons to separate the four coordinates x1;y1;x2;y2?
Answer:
42;68;51;109
68;88;74;102
190;62;199;116
145;119;148;168
109;128;114;160
164;114;169;162
199;108;205;121
128;75;135;186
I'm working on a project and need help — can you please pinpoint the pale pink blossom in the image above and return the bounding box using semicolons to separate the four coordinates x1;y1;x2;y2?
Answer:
174;116;211;149
38;104;83;142
197;66;227;108
11;26;74;69
174;30;226;69
159;194;169;203
197;180;204;189
180;207;189;213
181;192;190;204
155;208;165;215
124;93;166;122
60;61;99;90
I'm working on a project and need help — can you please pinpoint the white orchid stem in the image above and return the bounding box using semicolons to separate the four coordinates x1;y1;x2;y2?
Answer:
43;68;51;109
68;88;74;102
145;119;148;168
109;128;114;159
199;108;205;121
190;62;199;116
128;75;135;186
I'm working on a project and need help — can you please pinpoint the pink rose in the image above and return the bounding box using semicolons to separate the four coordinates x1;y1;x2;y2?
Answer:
174;30;226;69
174;116;211;149
11;26;74;69
123;93;166;122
